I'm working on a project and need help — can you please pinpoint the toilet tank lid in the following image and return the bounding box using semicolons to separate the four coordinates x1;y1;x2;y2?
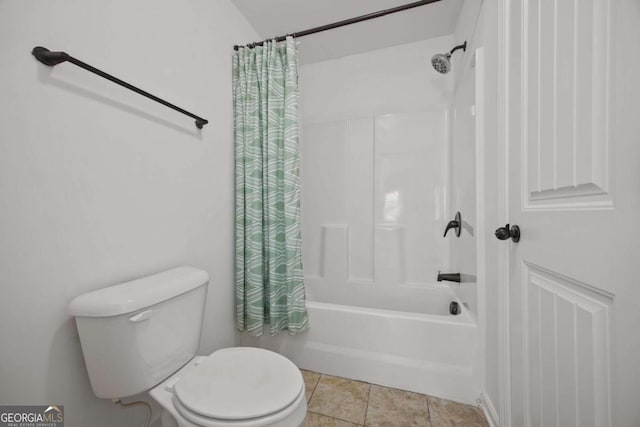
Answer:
68;266;209;317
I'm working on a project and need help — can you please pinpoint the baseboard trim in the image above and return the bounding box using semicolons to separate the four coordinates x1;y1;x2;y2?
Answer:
481;392;499;427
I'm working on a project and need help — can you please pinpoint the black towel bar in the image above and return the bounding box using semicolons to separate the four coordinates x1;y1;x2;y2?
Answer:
32;46;208;129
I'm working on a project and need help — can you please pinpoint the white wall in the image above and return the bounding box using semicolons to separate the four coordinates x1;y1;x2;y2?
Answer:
299;37;455;294
0;1;258;426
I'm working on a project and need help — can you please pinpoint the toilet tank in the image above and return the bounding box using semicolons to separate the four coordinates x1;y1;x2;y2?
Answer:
68;266;209;399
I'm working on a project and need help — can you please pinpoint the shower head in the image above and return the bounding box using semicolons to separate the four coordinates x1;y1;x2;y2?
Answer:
431;41;467;74
431;53;451;74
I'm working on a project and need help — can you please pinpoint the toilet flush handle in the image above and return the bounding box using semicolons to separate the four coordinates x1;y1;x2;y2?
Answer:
129;309;153;322
164;377;180;393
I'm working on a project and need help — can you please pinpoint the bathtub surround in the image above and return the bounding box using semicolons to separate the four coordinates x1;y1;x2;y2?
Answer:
303;109;449;287
233;37;309;336
241;36;481;404
301;37;454;288
0;1;258;426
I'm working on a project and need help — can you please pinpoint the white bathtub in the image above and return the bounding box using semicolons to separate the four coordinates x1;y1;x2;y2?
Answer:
238;279;479;404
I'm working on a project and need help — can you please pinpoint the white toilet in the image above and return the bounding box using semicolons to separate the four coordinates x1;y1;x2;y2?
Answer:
68;266;307;427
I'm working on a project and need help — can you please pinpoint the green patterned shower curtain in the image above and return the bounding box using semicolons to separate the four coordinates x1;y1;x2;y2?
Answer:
233;37;309;336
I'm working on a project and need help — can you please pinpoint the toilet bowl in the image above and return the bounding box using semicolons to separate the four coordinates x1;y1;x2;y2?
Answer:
150;348;307;427
68;266;307;427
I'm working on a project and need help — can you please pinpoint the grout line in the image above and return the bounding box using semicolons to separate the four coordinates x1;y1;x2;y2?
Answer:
363;382;372;427
306;373;321;403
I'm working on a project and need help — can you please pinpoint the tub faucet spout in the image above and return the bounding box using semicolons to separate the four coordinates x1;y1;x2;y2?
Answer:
437;272;461;283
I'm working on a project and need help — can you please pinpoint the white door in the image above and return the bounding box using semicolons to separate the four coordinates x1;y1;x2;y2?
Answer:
501;0;640;426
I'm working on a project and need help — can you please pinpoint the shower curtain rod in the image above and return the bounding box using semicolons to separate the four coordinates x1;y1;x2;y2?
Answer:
233;0;443;50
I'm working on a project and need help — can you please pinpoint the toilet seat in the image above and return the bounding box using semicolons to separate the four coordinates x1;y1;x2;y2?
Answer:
172;387;306;427
170;347;305;427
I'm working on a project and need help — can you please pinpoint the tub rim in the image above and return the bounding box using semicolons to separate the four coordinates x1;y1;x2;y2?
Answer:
305;297;476;326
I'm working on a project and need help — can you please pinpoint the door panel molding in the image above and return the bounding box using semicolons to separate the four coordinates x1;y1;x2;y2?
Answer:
521;0;613;210
522;262;612;427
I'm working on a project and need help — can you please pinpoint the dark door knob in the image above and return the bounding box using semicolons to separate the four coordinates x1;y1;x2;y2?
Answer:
495;223;520;242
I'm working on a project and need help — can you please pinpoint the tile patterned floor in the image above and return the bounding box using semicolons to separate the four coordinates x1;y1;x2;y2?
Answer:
301;370;489;427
